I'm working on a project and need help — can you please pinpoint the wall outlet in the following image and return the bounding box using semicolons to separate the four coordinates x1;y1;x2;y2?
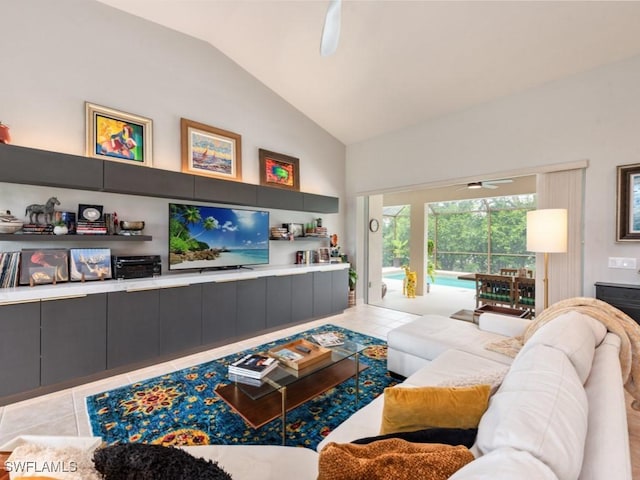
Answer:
608;257;637;269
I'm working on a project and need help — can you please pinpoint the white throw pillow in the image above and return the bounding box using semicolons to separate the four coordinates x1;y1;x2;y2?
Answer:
476;344;588;480
521;311;606;383
449;448;558;480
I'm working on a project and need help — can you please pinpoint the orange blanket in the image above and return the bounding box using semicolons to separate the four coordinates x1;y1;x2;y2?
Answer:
318;438;474;480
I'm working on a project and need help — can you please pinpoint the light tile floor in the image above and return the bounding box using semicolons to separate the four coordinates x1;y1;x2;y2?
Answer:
0;304;420;446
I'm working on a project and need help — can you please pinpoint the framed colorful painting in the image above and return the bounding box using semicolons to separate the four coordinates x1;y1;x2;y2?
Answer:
86;102;153;166
181;118;242;181
616;163;640;241
259;149;300;191
70;248;112;281
20;249;69;286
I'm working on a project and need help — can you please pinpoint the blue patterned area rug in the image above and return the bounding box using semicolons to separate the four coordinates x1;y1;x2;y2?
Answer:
86;325;396;450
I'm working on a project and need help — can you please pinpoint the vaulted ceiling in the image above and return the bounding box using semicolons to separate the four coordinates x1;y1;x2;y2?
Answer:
99;1;640;146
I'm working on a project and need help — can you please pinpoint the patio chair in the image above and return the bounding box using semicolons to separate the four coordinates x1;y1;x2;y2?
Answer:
475;273;514;308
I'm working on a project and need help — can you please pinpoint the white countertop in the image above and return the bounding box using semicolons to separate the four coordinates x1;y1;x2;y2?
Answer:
0;263;349;304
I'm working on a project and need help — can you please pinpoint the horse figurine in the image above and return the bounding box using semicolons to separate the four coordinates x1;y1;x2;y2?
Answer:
25;197;60;224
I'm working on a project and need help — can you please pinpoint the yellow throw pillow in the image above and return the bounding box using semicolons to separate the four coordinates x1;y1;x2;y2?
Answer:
380;384;491;435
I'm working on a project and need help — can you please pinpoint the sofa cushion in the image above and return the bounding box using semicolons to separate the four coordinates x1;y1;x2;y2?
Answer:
380;384;490;434
352;427;478;448
449;448;558;479
520;311;606;383
476;344;588;480
387;315;517;366
478;313;531;337
318;439;473;480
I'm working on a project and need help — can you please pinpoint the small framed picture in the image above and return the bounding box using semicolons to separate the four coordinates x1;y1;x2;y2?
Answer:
86;102;153;166
70;248;112;281
318;247;330;263
259;148;300;191
20;249;69;286
285;223;305;238
617;163;640;241
181;118;242;181
78;204;104;222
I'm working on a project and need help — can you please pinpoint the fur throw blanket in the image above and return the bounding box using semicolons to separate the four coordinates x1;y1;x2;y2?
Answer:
524;297;640;409
317;438;473;480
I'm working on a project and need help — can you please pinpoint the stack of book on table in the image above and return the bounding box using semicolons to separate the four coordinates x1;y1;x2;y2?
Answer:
228;353;278;385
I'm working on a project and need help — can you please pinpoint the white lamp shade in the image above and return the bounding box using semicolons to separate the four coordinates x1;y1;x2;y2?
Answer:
526;209;568;253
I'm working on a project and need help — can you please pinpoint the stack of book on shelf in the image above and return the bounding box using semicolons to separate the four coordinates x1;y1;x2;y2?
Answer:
228;353;278;385
0;252;20;288
21;224;54;235
76;220;107;235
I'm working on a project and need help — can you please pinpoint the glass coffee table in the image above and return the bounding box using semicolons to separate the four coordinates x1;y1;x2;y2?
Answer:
214;340;367;445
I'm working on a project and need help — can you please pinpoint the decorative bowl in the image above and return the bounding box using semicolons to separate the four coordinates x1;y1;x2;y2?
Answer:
0;222;23;234
120;221;145;231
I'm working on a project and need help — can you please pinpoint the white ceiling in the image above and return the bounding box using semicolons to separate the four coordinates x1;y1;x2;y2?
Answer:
98;0;640;146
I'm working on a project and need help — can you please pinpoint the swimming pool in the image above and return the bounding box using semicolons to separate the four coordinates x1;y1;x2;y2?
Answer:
383;271;475;290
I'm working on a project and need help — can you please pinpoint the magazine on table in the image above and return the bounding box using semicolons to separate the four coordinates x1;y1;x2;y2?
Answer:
271;348;304;362
228;353;278;379
311;332;344;347
228;373;266;387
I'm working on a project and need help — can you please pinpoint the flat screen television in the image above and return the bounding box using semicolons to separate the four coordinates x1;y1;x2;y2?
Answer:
169;203;270;271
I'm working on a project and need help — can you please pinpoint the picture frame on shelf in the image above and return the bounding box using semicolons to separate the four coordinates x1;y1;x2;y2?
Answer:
616;163;640;241
86;102;153;166
259;148;300;191
78;204;104;222
286;223;304;238
181;118;242;181
70;248;112;281
318;247;330;263
20;249;69;286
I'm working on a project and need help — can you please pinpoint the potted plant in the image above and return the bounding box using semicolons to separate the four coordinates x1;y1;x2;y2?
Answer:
53;220;68;235
348;267;358;306
426;239;436;292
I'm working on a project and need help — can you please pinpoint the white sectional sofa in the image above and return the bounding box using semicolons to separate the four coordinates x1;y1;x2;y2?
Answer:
317;310;632;479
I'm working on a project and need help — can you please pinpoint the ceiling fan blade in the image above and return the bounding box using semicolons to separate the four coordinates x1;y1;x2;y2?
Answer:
320;0;341;56
484;179;513;185
482;184;499;189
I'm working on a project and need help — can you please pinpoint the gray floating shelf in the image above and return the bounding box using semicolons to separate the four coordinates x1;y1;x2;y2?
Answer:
0;234;152;242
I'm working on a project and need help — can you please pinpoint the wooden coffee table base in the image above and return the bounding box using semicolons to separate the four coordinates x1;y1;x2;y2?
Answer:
215;359;368;444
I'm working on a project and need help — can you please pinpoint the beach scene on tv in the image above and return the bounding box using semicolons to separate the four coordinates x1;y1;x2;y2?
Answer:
169;203;270;270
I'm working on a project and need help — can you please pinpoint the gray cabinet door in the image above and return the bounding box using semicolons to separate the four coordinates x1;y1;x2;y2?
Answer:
266;275;292;328
303;193;339;213
331;269;349;312
313;271;333;318
202;282;237;345
256;187;304;210
194;176;257;206
107;289;160;369
291;272;313;322
237;278;267;336
41;294;107;386
159;285;202;355
0;144;103;190
103;161;194;199
0;301;40;397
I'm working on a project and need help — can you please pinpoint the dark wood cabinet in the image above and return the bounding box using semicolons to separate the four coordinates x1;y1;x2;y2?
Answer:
41;294;107;385
202;281;237;345
0;301;40;397
159;285;202;355
595;282;640;325
107;289;160;369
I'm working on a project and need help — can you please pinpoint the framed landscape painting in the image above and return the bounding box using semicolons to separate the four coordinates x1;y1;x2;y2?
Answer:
70;248;112;281
181;118;242;181
259;149;300;191
86;102;153;166
616;163;640;241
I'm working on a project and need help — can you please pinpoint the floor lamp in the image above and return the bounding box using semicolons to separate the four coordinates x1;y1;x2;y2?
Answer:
526;209;568;310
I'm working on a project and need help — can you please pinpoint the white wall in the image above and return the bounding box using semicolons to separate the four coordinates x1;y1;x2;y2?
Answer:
347;54;640;296
0;0;345;270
